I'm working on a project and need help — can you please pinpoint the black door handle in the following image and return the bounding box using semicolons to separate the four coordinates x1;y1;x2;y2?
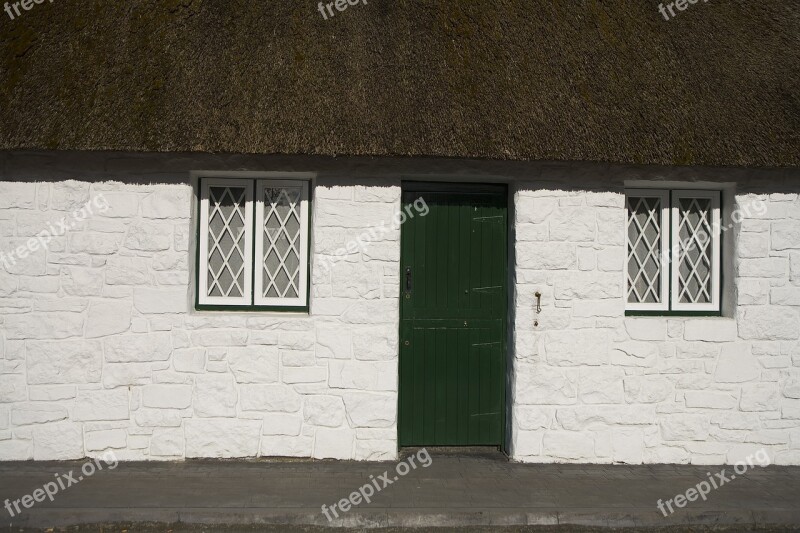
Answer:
405;267;412;293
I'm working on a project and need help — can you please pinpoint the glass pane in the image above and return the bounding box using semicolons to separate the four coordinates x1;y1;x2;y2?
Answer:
261;185;304;300
677;197;713;304
206;186;247;298
626;196;663;304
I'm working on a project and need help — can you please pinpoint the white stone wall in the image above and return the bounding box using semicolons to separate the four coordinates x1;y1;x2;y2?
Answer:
0;153;798;464
511;183;800;465
0;176;401;461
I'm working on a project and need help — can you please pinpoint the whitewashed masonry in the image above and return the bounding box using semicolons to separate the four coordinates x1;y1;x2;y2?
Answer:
0;152;798;464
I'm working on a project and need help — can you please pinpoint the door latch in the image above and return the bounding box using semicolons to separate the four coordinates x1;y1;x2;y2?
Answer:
405;267;413;294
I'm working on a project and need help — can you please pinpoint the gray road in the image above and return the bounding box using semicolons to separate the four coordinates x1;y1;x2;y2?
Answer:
1;452;799;530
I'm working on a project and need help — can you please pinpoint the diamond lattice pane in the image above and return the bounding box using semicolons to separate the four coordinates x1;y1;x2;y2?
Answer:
206;186;247;298
677;197;713;304
261;186;302;299
627;196;664;304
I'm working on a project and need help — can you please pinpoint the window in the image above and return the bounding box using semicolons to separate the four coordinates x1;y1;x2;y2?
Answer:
626;189;721;313
197;178;310;310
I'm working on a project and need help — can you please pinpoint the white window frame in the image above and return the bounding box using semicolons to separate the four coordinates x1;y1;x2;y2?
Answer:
198;178;254;307
670;190;721;312
624;188;722;313
254;180;310;308
625;189;670;312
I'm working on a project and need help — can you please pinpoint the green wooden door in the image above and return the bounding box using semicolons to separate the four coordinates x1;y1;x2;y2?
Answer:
398;184;507;447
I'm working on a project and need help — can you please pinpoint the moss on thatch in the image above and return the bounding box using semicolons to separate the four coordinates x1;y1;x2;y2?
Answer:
0;0;798;166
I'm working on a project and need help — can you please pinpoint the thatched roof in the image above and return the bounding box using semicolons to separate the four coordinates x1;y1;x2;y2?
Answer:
0;1;798;166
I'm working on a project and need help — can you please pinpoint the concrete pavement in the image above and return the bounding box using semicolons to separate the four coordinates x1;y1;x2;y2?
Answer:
1;450;799;530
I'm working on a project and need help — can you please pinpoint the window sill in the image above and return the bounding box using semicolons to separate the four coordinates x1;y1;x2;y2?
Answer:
625;310;723;318
194;305;310;315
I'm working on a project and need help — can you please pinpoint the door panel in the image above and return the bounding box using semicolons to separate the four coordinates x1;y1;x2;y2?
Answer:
399;185;507;447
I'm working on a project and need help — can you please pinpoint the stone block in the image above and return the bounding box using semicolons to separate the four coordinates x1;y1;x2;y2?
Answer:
0;237;47;275
313;427;355;460
329;360;396;391
33;422;84;460
28;385;76;401
28;340;102;384
4;312;84;340
190;330;248;347
315;326;353;359
578;367;624;404
0;374;28;403
150;428;184;456
553;272;620;299
737;232;770;258
684;391;738;409
227;346;280;383
124;222;172;251
86;300;132;338
771;287;800;306
740;384;780;411
262;413;303;436
260;435;313;458
714;344;760;383
141;189;192;219
623;376;673;404
85;429;127;451
133;288;188;314
240;384;301;412
61;266;104;296
609;341;657;367
173;348;206;374
192;376;236;417
738;306;799;340
69;233;122;255
684;320;738;342
103;363;152;388
0;182;36;209
134;409;183;428
11;404;68;426
738;258;787;278
516;244;576;270
557;406;654;430
515;406;555;430
660;414;710;441
549;208;596;242
142;385;192;409
105;333;172;362
185;419;261;458
772;220;800;250
544;330;609;366
516;365;577;405
303;396;346;427
105;257;151;285
542;431;594;460
343;393;396;427
624;319;666;341
74;389;130;421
